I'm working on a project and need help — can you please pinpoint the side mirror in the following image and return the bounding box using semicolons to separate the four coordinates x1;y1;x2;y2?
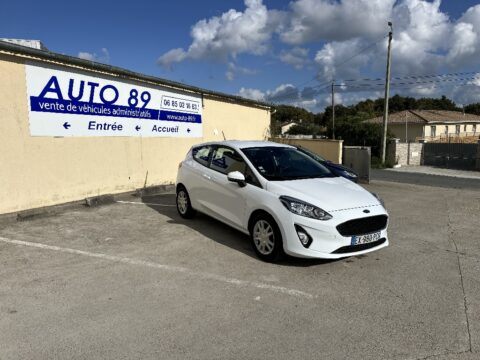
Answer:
227;171;246;187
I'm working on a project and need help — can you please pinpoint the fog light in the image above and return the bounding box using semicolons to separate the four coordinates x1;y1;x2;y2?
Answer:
295;225;312;248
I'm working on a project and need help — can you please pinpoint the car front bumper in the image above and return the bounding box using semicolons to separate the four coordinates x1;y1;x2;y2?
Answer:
279;204;389;259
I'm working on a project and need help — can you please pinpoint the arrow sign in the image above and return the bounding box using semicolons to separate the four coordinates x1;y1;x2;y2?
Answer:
187;128;191;133
135;125;141;131
63;122;71;129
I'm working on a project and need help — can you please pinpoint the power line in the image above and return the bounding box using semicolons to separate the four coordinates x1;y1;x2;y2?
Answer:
268;83;330;103
333;76;479;88
268;37;480;104
269;76;479;102
269;35;388;104
341;71;480;83
330;81;476;93
332;35;388;71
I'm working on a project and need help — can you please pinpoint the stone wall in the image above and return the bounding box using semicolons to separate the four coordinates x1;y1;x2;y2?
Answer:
387;139;424;166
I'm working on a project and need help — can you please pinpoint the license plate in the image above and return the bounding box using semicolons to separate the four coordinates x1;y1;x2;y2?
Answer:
351;231;381;245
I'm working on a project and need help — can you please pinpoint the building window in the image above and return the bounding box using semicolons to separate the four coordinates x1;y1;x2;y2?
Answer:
456;125;460;135
431;126;436;137
464;124;467;132
445;125;449;134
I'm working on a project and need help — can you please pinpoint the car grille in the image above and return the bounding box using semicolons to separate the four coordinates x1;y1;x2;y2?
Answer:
332;238;386;254
336;215;388;236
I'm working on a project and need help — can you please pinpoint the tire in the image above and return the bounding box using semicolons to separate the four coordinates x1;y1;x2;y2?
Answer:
250;214;284;262
176;186;196;219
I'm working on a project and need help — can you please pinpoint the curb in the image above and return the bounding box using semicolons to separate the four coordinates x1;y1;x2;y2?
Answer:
0;184;175;224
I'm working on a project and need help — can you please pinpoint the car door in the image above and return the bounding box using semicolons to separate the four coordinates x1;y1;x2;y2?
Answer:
201;146;254;230
186;144;215;211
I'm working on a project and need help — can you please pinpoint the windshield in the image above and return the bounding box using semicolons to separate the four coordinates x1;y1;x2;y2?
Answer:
241;146;334;181
296;146;326;162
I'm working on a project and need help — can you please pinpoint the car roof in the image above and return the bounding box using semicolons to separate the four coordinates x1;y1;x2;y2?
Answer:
193;140;295;150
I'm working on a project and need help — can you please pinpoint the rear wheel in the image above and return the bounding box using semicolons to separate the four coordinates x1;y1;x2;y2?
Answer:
250;214;283;262
176;186;196;219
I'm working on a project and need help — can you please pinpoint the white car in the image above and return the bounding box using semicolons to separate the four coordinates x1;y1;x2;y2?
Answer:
176;140;388;262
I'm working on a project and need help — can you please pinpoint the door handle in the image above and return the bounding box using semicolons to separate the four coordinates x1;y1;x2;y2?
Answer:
202;173;212;180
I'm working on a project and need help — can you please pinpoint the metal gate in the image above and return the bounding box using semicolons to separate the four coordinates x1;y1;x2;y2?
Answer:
423;143;477;170
343;146;371;182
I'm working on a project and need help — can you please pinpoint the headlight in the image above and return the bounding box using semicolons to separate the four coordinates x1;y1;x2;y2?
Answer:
279;196;332;220
342;170;357;178
370;192;385;207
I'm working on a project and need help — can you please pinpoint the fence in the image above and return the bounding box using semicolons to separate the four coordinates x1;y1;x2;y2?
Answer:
423;143;478;170
343;146;371;183
388;138;480;170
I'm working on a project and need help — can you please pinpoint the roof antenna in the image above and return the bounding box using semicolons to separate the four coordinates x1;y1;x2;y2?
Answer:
222;130;226;140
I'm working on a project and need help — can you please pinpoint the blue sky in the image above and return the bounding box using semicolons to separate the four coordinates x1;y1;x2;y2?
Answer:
2;0;480;112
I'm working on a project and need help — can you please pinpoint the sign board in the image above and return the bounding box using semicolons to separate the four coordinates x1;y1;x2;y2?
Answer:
25;63;202;137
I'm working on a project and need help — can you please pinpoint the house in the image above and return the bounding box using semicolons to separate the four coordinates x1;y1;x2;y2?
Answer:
280;121;299;135
366;110;480;142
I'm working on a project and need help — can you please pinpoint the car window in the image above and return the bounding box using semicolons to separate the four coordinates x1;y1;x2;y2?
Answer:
241;146;333;181
210;146;262;187
192;145;212;167
211;147;246;174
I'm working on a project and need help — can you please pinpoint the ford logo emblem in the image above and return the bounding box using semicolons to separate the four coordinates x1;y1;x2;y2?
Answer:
363;209;370;213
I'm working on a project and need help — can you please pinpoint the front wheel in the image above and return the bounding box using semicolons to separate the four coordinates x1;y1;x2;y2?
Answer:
250;214;284;262
176;186;196;219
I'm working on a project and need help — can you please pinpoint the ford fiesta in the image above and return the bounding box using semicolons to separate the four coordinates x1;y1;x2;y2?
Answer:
176;141;388;262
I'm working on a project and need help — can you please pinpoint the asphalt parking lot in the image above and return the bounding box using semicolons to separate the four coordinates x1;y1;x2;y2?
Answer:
1;177;479;359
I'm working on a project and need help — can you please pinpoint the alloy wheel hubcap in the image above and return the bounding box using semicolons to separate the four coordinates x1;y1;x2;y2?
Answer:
253;220;275;255
177;191;188;214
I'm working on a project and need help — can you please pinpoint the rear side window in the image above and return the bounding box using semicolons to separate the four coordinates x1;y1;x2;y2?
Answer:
192;145;212;166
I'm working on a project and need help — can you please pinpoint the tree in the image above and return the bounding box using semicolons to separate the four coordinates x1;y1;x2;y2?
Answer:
271;105;315;136
465;103;480;115
272;95;466;148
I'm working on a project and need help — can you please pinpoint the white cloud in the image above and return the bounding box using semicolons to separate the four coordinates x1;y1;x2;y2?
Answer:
158;0;282;68
158;0;480;110
157;48;187;69
276;0;480;109
239;83;299;103
239;83;298;101
447;22;477;63
281;0;395;44
78;48;110;63
388;0;450;75
314;38;373;81
239;83;324;111
239;82;389;112
239;87;266;101
225;62;257;81
266;83;299;102
446;5;480;67
311;0;480;103
279;47;310;69
78;52;95;61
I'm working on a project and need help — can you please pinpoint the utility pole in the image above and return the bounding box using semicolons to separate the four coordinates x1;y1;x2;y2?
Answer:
405;111;408;143
381;22;393;163
331;80;335;140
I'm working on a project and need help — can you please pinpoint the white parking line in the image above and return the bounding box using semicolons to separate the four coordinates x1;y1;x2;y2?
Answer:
0;237;315;300
116;200;175;207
